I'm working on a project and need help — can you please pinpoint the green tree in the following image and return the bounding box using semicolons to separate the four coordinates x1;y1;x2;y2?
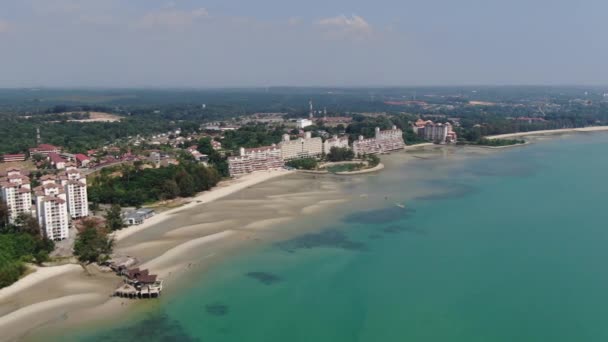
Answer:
177;173;196;197
105;205;124;231
327;147;355;162
161;179;180;200
74;220;114;264
286;158;318;170
0;200;8;228
14;214;41;237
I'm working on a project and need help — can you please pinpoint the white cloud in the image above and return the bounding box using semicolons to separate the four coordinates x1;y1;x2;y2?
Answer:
137;8;209;30
317;14;373;40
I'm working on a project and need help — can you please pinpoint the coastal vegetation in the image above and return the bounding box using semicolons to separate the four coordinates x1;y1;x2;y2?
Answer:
73;218;114;264
0;205;55;288
88;161;221;207
196;137;229;177
327;147;355;162
473;138;526;147
286;158;318;170
105;205;125;231
326;163;366;173
219;125;285;150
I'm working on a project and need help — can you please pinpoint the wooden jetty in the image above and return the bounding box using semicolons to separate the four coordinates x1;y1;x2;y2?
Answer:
113;267;163;299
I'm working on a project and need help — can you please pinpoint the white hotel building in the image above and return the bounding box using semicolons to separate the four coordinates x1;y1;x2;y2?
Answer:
0;169;33;223
60;168;89;219
352;126;405;156
228;145;283;176
279;132;323;161
34;177;70;240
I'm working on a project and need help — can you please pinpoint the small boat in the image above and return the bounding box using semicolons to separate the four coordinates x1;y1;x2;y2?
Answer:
395;203;405;208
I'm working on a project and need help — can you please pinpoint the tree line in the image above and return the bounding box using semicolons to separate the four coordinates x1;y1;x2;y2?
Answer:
88;161;221;207
0;206;55;288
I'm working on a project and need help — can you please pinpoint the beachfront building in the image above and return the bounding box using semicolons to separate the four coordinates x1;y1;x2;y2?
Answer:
123;208;155;226
352;126;405;156
34;178;70;240
323;135;350;154
228;145;283;176
0;169;33;223
413;119;457;144
60;168;89;219
279;132;323;161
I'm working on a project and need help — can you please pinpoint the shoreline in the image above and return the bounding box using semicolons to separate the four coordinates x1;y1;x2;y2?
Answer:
0;168;347;341
3;129;608;340
0;169;294;331
486;126;608;140
112;169;293;242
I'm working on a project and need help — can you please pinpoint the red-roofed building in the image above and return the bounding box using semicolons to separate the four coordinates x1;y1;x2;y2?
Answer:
74;154;91;168
1;154;26;163
48;153;67;170
29;144;61;156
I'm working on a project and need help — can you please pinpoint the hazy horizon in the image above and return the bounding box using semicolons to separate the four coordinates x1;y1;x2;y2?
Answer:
1;0;607;88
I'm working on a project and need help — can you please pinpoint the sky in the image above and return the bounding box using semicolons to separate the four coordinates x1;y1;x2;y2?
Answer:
0;0;606;87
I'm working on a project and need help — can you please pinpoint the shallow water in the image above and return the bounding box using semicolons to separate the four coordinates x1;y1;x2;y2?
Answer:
63;133;608;341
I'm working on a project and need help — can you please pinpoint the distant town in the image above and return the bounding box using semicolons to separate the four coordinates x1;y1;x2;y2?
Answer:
1;86;608;291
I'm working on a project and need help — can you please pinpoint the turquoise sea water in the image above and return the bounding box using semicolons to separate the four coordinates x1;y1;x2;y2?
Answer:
68;133;608;341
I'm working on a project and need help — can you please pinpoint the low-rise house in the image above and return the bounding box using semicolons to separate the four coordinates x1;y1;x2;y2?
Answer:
48;152;67;170
75;154;91;168
123;208;155;226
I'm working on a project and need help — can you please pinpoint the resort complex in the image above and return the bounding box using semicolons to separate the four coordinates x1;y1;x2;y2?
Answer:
227;126;406;176
279;132;324;161
413;119;457;144
228;145;283;176
352;126;406;156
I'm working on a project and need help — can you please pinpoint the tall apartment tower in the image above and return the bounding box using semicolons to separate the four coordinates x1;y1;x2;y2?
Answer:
60;168;89;219
34;176;70;240
0;169;33;224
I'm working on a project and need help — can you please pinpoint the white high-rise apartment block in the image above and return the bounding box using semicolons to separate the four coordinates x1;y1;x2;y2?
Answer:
34;177;70;240
0;169;32;223
60;168;89;219
279;132;323;160
228;145;283;176
352;126;405;156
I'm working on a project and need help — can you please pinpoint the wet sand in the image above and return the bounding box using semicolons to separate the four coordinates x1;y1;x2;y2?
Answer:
0;141;551;341
0;171;353;342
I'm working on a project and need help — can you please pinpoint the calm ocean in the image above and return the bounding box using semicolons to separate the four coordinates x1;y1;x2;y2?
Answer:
65;133;608;341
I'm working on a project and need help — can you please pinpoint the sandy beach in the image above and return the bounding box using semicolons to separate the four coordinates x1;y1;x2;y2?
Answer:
486;126;608;140
4;128;607;341
0;169;354;342
113;169;293;242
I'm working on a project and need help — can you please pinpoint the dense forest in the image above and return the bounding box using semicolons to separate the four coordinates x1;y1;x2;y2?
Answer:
1;87;608;154
88;161;221;207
